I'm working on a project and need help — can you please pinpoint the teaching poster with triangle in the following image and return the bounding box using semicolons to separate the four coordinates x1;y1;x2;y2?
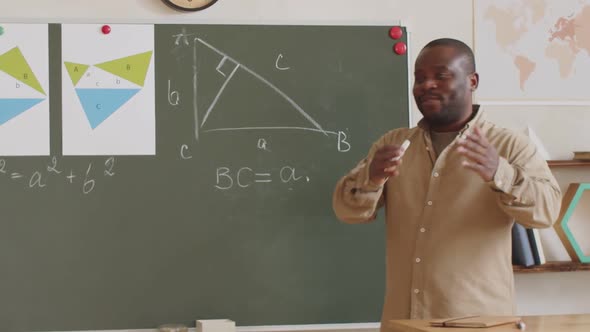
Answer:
62;24;155;155
0;24;49;156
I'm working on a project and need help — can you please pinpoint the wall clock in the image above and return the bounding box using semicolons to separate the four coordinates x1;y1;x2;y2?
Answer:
162;0;218;12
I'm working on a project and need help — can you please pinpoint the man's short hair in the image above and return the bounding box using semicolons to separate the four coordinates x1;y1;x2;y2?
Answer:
423;38;476;73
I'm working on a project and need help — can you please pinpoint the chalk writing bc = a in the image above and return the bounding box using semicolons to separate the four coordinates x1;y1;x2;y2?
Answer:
215;166;309;190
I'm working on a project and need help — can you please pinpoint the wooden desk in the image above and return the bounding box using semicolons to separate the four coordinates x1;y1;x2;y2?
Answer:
386;314;590;332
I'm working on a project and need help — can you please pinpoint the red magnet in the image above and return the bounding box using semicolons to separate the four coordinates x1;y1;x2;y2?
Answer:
389;26;403;39
394;42;407;55
101;25;111;35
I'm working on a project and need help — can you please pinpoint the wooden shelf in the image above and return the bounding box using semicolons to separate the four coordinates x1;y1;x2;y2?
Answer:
547;160;590;167
513;261;590;273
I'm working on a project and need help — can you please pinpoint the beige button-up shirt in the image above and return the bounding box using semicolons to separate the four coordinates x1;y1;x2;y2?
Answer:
332;107;561;327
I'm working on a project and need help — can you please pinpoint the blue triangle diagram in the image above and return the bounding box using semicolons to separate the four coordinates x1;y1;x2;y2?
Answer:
75;88;140;129
0;98;45;125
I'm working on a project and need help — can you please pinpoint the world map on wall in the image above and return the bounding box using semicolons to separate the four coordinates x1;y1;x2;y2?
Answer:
475;0;590;102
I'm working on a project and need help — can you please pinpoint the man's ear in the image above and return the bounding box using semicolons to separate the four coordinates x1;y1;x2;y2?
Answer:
470;72;479;91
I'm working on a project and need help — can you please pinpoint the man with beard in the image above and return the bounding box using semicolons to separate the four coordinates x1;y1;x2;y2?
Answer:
332;38;561;329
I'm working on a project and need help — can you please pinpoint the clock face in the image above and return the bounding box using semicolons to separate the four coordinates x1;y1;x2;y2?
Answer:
162;0;218;11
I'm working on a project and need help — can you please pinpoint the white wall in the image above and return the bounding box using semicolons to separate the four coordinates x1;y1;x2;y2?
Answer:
1;0;589;330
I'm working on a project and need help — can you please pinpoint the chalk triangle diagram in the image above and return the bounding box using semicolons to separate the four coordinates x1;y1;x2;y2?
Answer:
0;47;46;95
95;51;153;87
64;61;90;86
75;88;140;129
0;98;44;125
195;40;324;133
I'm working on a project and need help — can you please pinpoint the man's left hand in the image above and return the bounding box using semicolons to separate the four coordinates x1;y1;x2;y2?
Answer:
456;126;499;182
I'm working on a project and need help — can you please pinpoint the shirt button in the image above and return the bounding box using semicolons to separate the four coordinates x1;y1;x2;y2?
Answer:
414;289;420;294
426;147;430;151
427;201;433;206
433;172;439;177
415;258;421;263
420;227;426;233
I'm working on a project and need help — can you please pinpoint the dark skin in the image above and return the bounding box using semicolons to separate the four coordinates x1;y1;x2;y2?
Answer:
369;45;500;186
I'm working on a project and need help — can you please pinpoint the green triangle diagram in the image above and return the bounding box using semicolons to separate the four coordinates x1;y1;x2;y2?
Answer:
0;47;46;95
64;61;90;86
95;51;153;87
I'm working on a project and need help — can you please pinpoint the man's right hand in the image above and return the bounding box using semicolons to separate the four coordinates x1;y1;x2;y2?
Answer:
368;145;406;187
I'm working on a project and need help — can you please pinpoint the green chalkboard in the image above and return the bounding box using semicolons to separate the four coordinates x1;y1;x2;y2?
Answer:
0;24;409;331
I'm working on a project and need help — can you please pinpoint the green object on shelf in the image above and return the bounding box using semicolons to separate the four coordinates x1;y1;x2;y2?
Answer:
556;183;590;263
0;26;5;36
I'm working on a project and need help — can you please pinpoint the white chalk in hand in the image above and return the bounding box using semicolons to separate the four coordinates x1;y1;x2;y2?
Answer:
391;139;411;161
